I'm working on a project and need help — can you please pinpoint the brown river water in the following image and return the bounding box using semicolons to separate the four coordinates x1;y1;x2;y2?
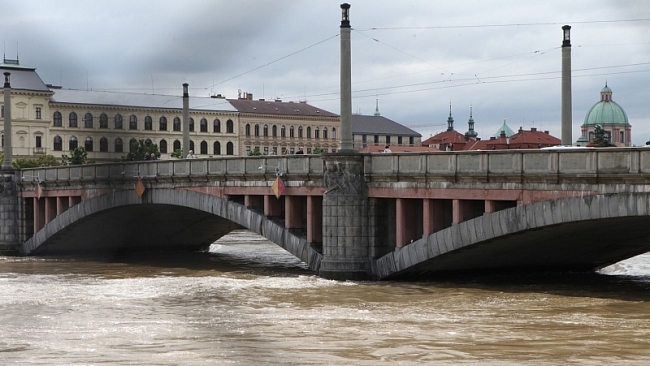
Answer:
1;230;650;365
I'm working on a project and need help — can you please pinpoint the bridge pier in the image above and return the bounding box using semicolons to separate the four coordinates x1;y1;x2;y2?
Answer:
0;171;20;253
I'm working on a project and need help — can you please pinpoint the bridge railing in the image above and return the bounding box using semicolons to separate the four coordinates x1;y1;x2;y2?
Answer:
18;155;326;188
364;147;650;184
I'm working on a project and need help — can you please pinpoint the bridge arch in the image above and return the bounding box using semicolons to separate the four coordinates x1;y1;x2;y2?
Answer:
377;193;650;280
22;189;322;272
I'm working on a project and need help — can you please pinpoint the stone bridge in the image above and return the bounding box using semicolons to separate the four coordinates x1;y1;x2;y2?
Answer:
3;148;650;280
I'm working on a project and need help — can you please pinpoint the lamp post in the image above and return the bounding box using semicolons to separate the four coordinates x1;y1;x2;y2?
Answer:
3;72;12;170
182;83;190;158
338;3;353;152
561;25;572;146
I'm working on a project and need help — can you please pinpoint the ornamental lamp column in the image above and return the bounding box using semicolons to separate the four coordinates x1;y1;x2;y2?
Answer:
338;3;354;152
561;25;572;146
182;83;190;157
3;72;12;170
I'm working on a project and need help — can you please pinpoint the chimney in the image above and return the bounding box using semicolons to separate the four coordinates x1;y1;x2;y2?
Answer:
544;130;549;134
531;127;537;132
246;93;253;100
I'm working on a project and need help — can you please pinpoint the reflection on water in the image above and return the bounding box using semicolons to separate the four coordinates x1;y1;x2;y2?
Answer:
1;230;650;365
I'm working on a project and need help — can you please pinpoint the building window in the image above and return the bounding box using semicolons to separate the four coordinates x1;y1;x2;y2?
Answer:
129;138;138;152
386;136;391;144
173;117;181;131
115;138;123;153
245;124;250;136
145;116;152;130
332;128;336;139
99;113;108;128
226;142;234;155
160;139;167;154
200;118;208;132
84;137;94;152
281;125;286;137
620;131;625;143
245;146;251;155
1;105;3;118
35;107;41;119
307;148;312;154
272;125;277;137
100;137;108;152
53;135;62;151
189;118;194;132
129;115;137;130
69;136;78;150
173;140;181;152
254;124;260;136
190;140;195;152
200;141;208;154
307;127;312;138
374;135;379;144
298;126;303;138
214;119;221;133
263;125;268;137
263;146;269;155
214;141;221;155
290;126;294;138
323;128;328;139
315;127;320;139
226;119;234;133
53;112;62;126
69;112;78;127
159;116;167;131
398;136;403;145
114;114;123;129
362;135;367;146
35;135;42;148
409;136;414;145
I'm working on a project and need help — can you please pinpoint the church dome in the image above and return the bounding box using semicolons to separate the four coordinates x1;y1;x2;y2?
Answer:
583;83;629;126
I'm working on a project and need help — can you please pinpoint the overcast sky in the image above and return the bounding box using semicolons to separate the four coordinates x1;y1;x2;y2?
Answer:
2;0;649;144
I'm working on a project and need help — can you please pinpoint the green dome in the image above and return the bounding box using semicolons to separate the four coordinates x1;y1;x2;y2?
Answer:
583;84;629;126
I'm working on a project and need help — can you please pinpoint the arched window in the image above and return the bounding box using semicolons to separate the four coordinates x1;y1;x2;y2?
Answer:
129;115;137;130
129;138;138;152
173;140;181;152
263;125;268;137
214;119;221;133
100;137;108;152
272;125;277;137
86;113;95;128
298;126;303;138
115;138;123;153
226;142;234;155
200;118;208;132
98;113;108;128
254;124;260;136
189;118;194;132
290;126;294;138
307;127;312;138
214;141;221;155
85;137;93;152
144;116;152;130
245;124;250;136
114;114;123;129
69;112;78;127
226;119;234;133
53;112;62;127
315;127;320;139
69;136;78;150
159;116;167;131
200;140;208;154
173;117;181;131
281;125;286;137
160;139;167;154
323;127;328;139
332;127;336;139
53;136;62;151
190;140;195;152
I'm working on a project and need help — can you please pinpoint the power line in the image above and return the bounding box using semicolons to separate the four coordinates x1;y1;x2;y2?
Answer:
357;18;650;31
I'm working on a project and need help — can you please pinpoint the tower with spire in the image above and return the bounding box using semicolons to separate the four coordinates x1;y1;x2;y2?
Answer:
374;96;380;116
465;104;478;140
446;102;454;131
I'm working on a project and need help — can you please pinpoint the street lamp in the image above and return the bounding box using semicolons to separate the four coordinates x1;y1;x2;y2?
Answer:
562;25;571;47
341;3;350;26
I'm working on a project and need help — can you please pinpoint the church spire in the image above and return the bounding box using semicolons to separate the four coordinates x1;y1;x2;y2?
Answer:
465;104;478;140
446;102;454;131
374;95;380;116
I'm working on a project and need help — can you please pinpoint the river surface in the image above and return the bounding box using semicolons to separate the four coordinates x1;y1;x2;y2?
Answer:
2;230;650;365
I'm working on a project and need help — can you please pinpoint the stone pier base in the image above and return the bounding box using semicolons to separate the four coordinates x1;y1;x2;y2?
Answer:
0;171;19;254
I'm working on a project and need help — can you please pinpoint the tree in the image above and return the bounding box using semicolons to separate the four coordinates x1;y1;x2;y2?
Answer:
170;149;183;159
13;155;61;169
312;147;325;154
61;147;88;165
122;139;161;161
248;147;262;156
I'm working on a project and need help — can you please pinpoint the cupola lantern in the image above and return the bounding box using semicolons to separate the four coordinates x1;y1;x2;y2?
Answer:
340;3;350;28
562;25;571;47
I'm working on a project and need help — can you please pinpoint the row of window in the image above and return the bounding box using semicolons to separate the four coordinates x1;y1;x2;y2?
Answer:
52;136;234;155
53;112;234;133
246;146;337;155
244;124;336;139
361;135;415;145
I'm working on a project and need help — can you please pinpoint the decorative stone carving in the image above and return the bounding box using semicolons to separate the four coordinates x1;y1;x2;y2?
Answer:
324;160;364;195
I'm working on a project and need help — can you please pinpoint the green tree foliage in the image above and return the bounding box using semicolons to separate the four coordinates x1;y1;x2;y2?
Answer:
248;147;262;156
13;155;61;169
61;147;88;165
312;147;325;154
170;149;183;159
122;139;161;161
